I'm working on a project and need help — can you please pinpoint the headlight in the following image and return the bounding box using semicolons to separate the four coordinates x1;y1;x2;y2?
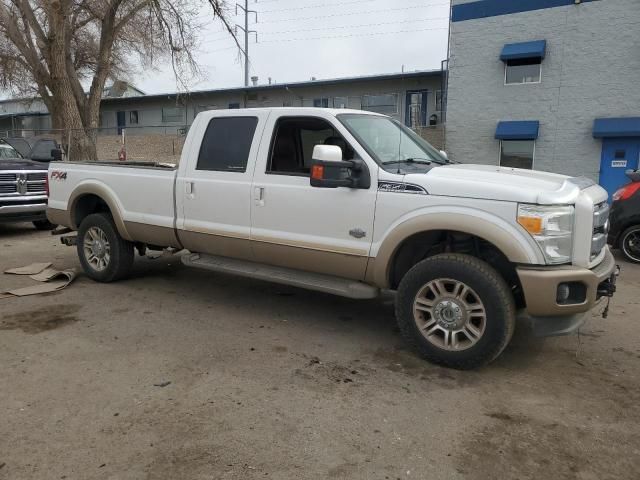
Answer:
517;204;574;264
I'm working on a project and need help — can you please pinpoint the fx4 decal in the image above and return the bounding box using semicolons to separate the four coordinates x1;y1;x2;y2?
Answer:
51;170;67;181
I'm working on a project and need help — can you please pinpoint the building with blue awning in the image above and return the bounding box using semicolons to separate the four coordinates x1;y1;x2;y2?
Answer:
445;0;640;198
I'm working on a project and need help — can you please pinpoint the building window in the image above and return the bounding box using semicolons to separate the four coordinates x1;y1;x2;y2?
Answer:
435;90;443;112
129;111;139;124
333;97;348;109
505;58;541;84
162;107;185;123
362;93;398;115
500;140;535;169
313;98;329;108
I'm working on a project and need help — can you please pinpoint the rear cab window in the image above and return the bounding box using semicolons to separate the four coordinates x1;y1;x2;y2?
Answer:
196;117;259;172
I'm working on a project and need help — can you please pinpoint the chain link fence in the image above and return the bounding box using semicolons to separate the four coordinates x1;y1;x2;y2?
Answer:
1;125;189;164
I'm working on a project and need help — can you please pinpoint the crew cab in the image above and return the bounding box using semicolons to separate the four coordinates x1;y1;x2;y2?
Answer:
0;139;53;229
46;108;618;369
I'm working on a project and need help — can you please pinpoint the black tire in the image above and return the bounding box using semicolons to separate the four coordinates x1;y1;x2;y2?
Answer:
77;213;134;282
395;253;515;370
620;225;640;263
33;219;55;230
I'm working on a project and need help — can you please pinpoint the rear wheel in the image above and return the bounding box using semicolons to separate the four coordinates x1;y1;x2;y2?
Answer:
77;213;134;282
620;225;640;263
395;253;515;370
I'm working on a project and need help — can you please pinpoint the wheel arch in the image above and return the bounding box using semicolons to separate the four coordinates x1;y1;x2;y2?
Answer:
369;210;541;291
68;182;132;241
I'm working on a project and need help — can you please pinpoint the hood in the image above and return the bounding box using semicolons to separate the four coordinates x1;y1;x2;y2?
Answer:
408;164;595;205
0;158;49;171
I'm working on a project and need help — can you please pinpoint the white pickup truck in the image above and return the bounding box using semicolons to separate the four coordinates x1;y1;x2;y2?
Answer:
47;108;618;369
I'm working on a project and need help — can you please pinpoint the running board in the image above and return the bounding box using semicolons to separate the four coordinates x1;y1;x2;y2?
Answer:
181;253;380;299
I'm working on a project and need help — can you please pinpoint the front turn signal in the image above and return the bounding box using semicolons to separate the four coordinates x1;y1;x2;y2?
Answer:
518;215;543;235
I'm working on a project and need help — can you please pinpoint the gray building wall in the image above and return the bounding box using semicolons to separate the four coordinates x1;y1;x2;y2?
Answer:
446;0;640;180
98;73;444;138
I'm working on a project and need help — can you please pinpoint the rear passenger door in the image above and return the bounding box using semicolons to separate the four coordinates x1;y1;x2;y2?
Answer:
176;112;268;259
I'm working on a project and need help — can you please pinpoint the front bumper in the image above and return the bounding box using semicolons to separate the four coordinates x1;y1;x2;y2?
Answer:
517;248;617;318
0;197;48;223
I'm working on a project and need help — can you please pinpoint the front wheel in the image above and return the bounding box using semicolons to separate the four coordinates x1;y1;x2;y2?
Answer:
77;213;134;282
620;225;640;263
395;253;515;370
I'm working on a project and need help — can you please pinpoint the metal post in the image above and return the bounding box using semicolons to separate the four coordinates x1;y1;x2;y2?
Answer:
236;1;257;87
244;0;249;87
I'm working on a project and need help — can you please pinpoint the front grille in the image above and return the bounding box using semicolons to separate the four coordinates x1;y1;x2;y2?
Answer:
591;202;610;258
0;170;48;197
0;173;16;182
0;184;17;194
27;172;47;182
27;183;46;193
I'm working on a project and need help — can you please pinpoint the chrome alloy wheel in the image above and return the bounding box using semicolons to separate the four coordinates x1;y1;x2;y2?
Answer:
83;226;111;271
413;279;487;351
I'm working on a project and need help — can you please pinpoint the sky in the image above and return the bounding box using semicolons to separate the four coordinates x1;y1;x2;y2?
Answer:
134;0;452;94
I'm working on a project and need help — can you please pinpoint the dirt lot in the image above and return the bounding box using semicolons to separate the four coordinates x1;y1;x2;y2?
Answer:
1;223;639;480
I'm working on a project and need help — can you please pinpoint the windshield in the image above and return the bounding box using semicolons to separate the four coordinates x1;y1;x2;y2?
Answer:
338;113;448;172
0;140;22;160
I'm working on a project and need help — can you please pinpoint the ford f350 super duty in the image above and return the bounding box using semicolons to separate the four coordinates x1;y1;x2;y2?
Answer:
46;108;618;369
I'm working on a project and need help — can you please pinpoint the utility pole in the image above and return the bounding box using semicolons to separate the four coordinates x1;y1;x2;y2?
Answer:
236;1;258;87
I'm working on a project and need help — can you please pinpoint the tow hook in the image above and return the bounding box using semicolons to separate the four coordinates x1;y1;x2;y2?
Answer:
599;265;621;319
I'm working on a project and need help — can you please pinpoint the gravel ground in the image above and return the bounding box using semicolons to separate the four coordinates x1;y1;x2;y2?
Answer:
1;223;639;480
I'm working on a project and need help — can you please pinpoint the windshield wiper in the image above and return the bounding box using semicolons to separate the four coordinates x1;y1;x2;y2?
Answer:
382;157;432;165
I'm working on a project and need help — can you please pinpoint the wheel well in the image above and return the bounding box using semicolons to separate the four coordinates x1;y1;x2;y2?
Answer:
73;194;112;228
389;230;525;308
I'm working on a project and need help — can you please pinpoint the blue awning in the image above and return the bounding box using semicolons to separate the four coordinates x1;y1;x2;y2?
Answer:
500;40;546;62
593;117;640;138
495;121;539;140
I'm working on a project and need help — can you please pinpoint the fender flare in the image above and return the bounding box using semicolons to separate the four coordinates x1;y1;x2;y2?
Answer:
68;182;133;241
369;208;542;288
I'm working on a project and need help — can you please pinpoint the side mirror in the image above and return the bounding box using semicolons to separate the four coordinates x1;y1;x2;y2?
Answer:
310;145;370;189
439;150;448;160
51;148;63;162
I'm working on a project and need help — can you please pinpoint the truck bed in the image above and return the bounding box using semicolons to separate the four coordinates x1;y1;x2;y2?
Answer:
47;161;178;236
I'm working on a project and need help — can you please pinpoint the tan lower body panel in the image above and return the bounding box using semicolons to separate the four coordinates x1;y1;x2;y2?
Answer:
252;241;368;281
124;222;182;249
47;207;71;227
178;230;253;260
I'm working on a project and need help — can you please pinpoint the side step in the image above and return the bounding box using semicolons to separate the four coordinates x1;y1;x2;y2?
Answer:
181;253;380;299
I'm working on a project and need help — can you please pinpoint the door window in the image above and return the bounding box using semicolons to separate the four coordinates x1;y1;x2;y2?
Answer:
196;117;258;172
268;117;354;176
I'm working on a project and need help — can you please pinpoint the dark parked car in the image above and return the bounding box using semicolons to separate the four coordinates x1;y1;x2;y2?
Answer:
0;139;56;230
3;136;61;162
608;170;640;263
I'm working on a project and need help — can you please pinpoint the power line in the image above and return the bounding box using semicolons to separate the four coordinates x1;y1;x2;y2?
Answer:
259;16;449;35
257;2;450;24
258;25;449;44
257;0;376;14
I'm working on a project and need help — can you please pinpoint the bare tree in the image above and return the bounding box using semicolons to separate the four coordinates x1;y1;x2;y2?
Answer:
0;0;238;159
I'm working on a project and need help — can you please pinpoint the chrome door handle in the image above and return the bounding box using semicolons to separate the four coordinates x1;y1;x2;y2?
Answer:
254;186;265;206
186;181;194;194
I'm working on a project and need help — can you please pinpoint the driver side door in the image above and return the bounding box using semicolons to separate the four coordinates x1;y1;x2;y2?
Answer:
250;112;378;280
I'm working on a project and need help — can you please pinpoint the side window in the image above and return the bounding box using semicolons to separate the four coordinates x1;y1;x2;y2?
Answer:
196;117;258;172
268;117;355;176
